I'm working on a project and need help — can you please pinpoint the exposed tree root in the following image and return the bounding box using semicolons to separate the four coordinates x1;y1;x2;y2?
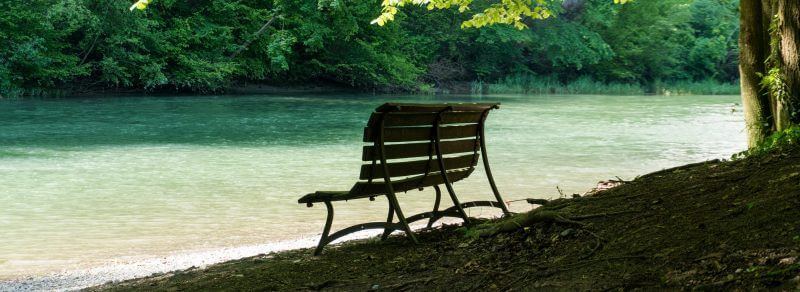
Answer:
470;208;640;238
466;209;639;260
465;208;641;262
525;198;550;205
470;210;584;237
579;229;603;259
569;210;640;220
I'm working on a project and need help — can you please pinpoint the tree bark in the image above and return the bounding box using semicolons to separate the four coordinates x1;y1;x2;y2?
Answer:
739;0;773;147
777;0;800;126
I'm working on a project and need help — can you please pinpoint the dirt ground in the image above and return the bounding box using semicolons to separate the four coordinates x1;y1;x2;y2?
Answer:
91;145;800;291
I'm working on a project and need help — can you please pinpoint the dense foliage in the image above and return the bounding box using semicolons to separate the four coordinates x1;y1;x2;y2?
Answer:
733;125;800;159
0;0;740;97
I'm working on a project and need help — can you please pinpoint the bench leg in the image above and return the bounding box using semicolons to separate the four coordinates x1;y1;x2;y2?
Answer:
489;185;511;217
313;201;334;256
380;201;395;240
479;124;511;216
387;193;418;244
442;182;470;224
427;185;442;228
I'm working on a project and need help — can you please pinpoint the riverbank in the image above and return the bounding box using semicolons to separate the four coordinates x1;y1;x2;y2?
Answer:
0;238;317;291
471;76;740;96
1;79;740;99
90;143;800;290
0;83;357;99
0;220;471;291
0;234;397;291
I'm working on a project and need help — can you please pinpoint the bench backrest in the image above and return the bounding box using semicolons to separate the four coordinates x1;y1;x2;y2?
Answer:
348;103;499;196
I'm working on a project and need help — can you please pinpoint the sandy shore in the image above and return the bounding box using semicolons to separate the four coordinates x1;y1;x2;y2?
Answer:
0;234;372;291
0;210;468;292
0;220;456;291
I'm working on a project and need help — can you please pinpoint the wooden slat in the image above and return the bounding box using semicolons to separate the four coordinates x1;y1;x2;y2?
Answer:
366;112;484;128
363;124;479;142
362;138;479;161
359;154;478;179
349;168;474;196
375;102;500;113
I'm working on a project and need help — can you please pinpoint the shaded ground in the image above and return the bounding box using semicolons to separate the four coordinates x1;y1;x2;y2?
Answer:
91;145;800;291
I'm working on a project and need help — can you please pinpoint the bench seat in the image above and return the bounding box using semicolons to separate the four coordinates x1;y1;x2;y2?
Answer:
299;168;475;204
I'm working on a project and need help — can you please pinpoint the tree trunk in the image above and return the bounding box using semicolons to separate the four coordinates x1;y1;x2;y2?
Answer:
777;0;800;126
739;0;773;147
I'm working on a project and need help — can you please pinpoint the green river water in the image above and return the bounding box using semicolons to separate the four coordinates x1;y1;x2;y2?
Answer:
0;94;745;279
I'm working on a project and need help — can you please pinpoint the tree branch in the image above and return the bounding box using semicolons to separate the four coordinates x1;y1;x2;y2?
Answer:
229;14;280;59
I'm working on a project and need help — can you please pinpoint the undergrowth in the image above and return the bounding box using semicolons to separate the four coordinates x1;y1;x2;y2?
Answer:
473;75;643;95
473;74;740;96
733;126;800;159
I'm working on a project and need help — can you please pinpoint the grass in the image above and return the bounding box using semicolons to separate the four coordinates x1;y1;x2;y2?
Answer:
656;79;741;95
473;74;740;96
0;87;71;99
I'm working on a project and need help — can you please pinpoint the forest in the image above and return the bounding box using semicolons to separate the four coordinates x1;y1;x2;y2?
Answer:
0;0;741;97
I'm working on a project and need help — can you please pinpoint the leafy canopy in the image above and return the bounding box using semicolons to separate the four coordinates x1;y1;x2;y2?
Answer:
130;0;632;29
372;0;632;29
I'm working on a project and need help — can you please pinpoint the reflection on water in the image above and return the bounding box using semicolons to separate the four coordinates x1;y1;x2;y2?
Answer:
0;94;745;278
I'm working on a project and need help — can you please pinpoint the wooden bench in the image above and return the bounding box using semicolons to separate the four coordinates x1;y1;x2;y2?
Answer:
298;102;511;255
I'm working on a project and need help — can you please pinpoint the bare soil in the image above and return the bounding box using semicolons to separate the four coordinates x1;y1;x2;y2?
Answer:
90;145;800;291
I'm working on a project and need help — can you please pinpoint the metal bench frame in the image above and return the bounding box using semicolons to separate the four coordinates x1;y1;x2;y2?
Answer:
300;103;511;255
